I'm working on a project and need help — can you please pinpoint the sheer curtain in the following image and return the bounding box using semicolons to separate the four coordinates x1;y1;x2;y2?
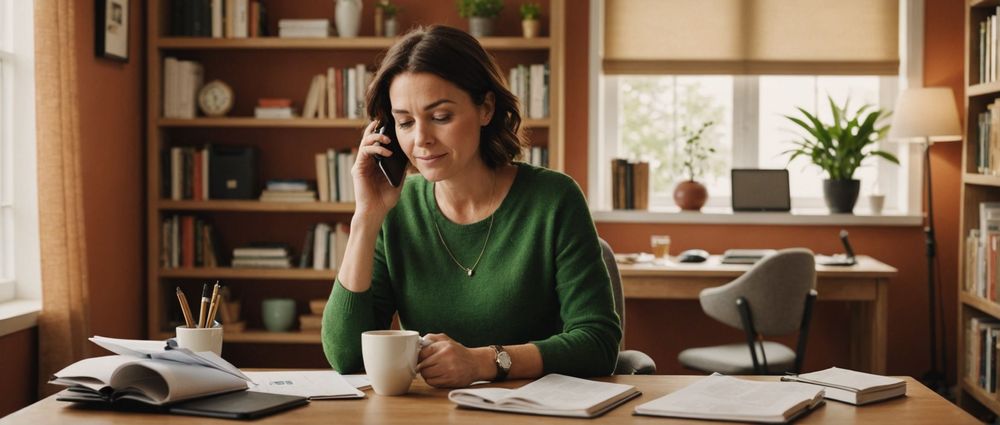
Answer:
34;0;91;397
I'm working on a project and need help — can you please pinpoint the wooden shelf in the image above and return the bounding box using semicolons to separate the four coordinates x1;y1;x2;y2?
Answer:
965;173;1000;187
961;292;1000;317
968;81;1000;97
159;200;355;213
157;36;552;50
160;267;336;280
154;330;321;344
971;0;1000;9
961;379;1000;413
158;117;551;128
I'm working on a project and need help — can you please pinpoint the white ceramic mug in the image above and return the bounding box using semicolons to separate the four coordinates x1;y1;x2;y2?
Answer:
361;330;422;396
175;323;223;356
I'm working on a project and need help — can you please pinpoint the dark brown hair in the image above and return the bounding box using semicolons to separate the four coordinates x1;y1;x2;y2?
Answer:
365;25;526;169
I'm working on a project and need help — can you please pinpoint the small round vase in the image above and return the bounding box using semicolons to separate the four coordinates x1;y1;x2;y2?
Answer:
522;19;540;38
469;17;494;37
335;0;363;38
673;180;708;211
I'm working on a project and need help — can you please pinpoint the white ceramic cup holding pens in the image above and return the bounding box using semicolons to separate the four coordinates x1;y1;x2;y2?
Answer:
361;330;428;396
176;322;223;356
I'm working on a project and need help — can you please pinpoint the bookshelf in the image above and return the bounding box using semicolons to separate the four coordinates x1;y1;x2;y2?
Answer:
959;0;1000;417
145;1;566;348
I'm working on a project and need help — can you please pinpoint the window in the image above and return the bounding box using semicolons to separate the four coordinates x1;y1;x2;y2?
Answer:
600;74;903;211
591;0;915;216
0;0;40;305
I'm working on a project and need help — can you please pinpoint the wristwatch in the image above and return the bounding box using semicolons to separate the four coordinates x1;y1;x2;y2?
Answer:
491;344;511;381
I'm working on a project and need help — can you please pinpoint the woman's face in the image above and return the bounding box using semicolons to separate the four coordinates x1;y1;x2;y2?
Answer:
388;72;494;183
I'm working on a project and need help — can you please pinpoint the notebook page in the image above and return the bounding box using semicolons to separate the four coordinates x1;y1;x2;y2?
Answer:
110;359;248;404
245;371;364;399
500;374;634;410
50;355;134;391
635;375;822;421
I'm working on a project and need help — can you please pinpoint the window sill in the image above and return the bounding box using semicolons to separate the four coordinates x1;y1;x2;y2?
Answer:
592;208;922;226
0;299;41;337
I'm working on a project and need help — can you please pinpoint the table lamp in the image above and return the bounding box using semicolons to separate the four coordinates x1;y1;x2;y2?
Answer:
888;87;961;393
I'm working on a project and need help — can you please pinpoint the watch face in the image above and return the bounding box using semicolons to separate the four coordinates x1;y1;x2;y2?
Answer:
198;81;233;117
497;351;512;370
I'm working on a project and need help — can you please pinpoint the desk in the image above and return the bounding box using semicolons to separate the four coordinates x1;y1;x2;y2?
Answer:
618;255;897;374
4;375;976;424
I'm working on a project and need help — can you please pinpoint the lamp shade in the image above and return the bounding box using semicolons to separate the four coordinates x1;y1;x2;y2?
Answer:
888;87;962;143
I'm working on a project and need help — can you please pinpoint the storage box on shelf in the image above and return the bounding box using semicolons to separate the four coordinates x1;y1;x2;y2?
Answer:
146;0;565;348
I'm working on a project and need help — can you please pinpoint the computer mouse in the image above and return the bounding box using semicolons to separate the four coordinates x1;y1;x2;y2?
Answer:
678;249;710;263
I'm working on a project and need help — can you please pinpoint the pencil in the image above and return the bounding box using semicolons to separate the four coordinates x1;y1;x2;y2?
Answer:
206;282;221;327
197;283;209;328
206;290;222;328
175;287;195;328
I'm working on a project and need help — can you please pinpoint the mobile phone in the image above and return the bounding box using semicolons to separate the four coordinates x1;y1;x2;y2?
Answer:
374;122;407;187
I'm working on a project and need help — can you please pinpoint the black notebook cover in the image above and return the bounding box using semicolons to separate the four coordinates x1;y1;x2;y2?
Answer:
169;391;309;419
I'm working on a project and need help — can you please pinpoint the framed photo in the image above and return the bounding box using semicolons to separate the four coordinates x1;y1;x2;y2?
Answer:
95;0;129;61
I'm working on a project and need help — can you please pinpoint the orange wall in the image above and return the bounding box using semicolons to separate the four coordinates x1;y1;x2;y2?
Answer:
562;0;965;380
75;0;146;342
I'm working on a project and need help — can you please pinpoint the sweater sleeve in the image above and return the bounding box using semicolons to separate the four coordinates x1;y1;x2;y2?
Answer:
321;226;397;373
530;178;622;376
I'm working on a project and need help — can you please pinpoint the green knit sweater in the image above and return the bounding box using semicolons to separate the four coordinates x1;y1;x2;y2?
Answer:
322;163;621;377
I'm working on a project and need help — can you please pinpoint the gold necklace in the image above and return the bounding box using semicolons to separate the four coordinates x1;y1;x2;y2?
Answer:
433;172;497;277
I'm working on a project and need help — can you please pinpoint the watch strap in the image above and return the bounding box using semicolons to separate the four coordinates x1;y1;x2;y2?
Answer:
491;344;510;381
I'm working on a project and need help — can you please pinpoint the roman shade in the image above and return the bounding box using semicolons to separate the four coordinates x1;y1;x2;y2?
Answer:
602;0;899;75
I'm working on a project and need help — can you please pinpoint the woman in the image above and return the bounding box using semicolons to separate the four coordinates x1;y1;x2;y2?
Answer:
322;25;620;388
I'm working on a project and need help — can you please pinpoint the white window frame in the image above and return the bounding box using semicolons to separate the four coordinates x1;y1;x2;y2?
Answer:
588;0;925;224
0;0;42;336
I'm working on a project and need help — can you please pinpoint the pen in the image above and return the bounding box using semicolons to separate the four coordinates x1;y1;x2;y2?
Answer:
175;287;195;328
197;283;209;328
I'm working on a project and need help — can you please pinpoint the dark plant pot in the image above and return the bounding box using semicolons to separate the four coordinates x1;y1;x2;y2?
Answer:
674;180;708;211
823;179;860;214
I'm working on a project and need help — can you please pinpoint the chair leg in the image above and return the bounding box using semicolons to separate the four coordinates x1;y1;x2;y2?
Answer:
736;297;766;374
793;289;818;374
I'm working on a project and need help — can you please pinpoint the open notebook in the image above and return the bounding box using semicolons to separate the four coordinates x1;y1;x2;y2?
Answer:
634;374;825;423
448;374;640;418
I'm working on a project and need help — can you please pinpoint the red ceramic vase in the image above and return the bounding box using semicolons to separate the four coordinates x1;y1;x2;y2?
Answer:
673;180;708;211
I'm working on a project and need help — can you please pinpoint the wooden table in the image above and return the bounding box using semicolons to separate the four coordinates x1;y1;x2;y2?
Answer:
618;255;897;374
3;375;976;424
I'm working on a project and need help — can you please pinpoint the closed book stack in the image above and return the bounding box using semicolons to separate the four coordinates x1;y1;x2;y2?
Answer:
299;299;326;333
780;367;906;405
278;19;331;38
259;180;316;202
255;98;295;119
231;243;291;269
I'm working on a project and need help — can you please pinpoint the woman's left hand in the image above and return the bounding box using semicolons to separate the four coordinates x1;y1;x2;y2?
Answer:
417;333;489;388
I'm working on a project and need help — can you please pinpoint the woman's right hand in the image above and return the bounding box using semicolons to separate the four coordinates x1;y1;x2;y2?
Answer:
352;121;405;221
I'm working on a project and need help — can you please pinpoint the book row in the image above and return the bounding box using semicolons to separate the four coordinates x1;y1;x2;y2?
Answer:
297;65;373;120
168;0;267;38
964;202;1000;300
508;64;550;120
161;215;223;269
610;159;650;210
979;8;1000;85
974;98;1000;176
967;316;1000;393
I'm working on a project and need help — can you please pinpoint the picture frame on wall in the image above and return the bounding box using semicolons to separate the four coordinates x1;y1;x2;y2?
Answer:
95;0;129;62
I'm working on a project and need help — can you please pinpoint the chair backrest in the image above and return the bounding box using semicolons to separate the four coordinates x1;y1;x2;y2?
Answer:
598;238;626;348
699;248;816;336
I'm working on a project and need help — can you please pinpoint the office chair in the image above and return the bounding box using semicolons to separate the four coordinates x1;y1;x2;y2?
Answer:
677;248;817;375
598;238;657;375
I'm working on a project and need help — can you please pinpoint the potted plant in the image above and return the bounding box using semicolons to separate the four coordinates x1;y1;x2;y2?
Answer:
520;2;541;38
458;0;503;37
783;96;899;214
375;1;400;37
673;121;715;212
